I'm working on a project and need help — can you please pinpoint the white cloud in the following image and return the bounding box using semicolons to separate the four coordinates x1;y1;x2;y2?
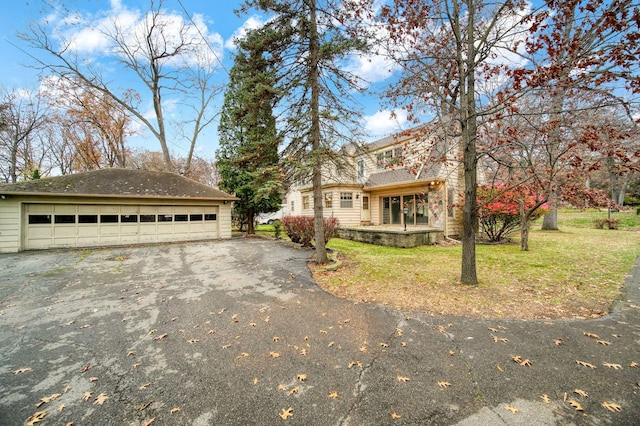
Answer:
50;3;223;70
363;109;408;138
224;15;268;50
345;53;398;84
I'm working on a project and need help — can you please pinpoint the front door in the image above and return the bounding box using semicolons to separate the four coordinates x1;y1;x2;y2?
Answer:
361;196;370;222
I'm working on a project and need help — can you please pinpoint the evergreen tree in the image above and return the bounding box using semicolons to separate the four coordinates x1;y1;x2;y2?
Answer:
216;29;282;235
239;0;372;263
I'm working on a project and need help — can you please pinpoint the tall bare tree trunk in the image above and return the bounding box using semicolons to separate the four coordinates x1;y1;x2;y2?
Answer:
308;0;327;264
520;201;530;251
460;0;478;285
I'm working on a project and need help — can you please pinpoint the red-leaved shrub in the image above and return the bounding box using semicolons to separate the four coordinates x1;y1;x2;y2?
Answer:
281;216;340;246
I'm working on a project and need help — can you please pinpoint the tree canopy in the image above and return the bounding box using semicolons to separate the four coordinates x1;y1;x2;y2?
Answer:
216;28;282;234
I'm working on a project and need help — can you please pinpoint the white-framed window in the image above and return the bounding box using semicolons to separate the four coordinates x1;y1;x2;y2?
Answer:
340;192;353;208
376;147;403;168
302;195;310;210
324;193;333;208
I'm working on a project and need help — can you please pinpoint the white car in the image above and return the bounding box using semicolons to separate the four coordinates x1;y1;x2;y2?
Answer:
256;206;287;224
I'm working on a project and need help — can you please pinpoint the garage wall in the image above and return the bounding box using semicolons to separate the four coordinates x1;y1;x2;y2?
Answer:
24;203;223;250
0;197;21;253
218;202;232;239
0;195;233;253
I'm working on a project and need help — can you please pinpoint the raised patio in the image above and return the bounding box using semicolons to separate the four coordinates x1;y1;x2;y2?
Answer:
337;225;444;248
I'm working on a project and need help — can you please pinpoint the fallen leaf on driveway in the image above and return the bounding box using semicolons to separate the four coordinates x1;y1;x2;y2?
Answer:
601;401;621;412
288;387;300;395
576;360;596;368
270;352;280;358
629;362;639;368
93;393;108;405
13;367;32;374
36;393;61;407
139;383;151;390
328;391;338;399
170;407;181;414
540;394;551;404
574;389;589;398
82;392;92;401
437;381;451;388
154;333;168;341
568;400;584;411
26;410;47;426
296;374;307;382
396;376;410;383
603;362;622;370
279;407;293;419
583;332;599;339
504;405;518;413
391;411;401;419
512;356;532;366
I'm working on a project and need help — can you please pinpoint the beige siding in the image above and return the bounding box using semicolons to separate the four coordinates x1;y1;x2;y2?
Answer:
218;203;232;239
0;198;21;253
0;195;233;252
287;188;364;226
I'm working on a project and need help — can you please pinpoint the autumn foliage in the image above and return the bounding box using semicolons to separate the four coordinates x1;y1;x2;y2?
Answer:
281;216;339;247
477;185;548;242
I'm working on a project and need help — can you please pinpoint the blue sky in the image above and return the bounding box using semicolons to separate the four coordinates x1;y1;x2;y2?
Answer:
0;0;405;159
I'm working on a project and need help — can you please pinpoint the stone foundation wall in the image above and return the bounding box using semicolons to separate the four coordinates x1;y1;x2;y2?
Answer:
337;227;444;248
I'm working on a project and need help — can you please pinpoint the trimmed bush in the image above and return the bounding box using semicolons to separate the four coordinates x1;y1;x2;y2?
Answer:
280;216;340;246
272;220;282;239
593;218;619;230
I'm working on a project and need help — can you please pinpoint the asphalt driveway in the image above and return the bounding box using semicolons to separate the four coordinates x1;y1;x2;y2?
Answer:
1;238;639;425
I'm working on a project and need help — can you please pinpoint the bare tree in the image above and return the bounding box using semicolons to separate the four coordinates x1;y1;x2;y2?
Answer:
41;77;135;171
376;0;533;284
19;0;222;173
0;88;47;183
512;0;640;230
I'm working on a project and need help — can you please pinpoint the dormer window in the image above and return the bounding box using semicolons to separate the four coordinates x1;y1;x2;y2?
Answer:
376;147;403;168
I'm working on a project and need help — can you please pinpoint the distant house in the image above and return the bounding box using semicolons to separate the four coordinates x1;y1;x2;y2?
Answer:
0;168;237;253
284;124;466;238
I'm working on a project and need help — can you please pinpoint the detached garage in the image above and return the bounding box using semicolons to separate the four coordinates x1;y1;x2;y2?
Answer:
0;169;237;253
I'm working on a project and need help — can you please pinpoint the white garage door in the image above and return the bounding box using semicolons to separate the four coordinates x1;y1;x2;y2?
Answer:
24;204;219;250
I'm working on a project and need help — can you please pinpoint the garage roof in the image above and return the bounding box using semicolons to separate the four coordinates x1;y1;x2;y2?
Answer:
0;169;237;201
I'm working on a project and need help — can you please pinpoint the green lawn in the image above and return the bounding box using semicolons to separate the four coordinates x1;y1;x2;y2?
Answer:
311;209;640;320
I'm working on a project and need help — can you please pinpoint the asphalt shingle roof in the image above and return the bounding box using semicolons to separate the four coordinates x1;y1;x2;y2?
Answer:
0;168;236;200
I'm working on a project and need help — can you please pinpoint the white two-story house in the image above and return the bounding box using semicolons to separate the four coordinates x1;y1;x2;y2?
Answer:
284;124;466;238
